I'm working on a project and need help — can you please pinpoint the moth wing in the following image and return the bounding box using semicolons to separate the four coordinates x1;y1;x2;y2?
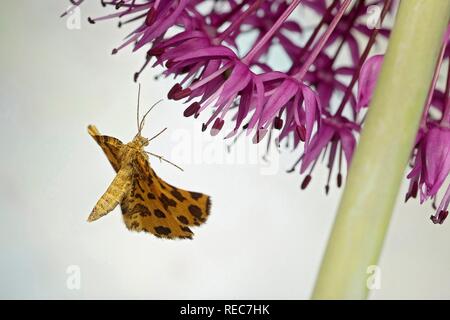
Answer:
157;175;211;227
88;125;124;172
121;174;194;239
120;153;210;239
134;152;211;227
88;167;131;222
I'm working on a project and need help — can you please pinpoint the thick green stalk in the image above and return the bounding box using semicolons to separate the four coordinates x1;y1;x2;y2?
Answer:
312;0;450;299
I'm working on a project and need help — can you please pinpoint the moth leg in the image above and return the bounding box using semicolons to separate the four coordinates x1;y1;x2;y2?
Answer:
88;168;131;222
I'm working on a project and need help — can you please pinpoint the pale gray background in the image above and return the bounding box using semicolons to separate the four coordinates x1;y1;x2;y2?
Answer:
0;1;449;299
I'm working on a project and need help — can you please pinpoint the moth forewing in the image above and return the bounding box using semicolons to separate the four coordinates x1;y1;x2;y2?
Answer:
87;125;124;172
88;166;132;222
87;125;100;137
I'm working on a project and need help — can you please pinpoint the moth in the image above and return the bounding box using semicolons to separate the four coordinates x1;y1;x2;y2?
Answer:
87;89;211;239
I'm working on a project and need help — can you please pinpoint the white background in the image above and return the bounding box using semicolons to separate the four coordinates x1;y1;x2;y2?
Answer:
0;1;449;299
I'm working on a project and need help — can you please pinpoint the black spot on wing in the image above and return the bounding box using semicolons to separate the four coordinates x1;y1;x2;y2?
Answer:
189;192;203;200
134;193;144;201
154;226;171;236
170;189;186;202
159;193;177;210
177;215;189;225
131;204;152;217
188;204;202;219
154;209;166;218
158;180;166;190
134;179;145;193
180;226;193;234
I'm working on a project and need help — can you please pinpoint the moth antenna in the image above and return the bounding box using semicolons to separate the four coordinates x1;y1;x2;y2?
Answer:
138;99;163;134
149;127;167;142
136;83;141;132
145;151;184;172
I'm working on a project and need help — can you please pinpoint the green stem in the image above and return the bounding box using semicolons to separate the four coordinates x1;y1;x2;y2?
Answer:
312;0;450;300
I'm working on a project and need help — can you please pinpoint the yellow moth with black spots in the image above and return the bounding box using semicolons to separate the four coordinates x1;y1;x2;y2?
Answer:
88;87;211;239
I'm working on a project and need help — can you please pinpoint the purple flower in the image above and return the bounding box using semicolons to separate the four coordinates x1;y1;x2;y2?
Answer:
404;24;450;223
357;54;384;112
87;0;202;55
424;126;450;198
70;0;381;171
165;46;257;136
301;52;357;112
406;125;450;224
299;115;360;193
252;73;321;146
64;1;450;224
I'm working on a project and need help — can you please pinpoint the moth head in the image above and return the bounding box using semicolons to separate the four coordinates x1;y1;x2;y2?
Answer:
133;134;150;147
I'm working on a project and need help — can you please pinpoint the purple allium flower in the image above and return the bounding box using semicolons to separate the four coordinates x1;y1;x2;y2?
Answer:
424;126;450;199
68;0;450;223
405;124;450;225
300;114;359;194
403;24;450;223
357;54;383;112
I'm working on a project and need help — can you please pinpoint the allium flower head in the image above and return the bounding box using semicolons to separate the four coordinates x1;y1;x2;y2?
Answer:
68;0;450;223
